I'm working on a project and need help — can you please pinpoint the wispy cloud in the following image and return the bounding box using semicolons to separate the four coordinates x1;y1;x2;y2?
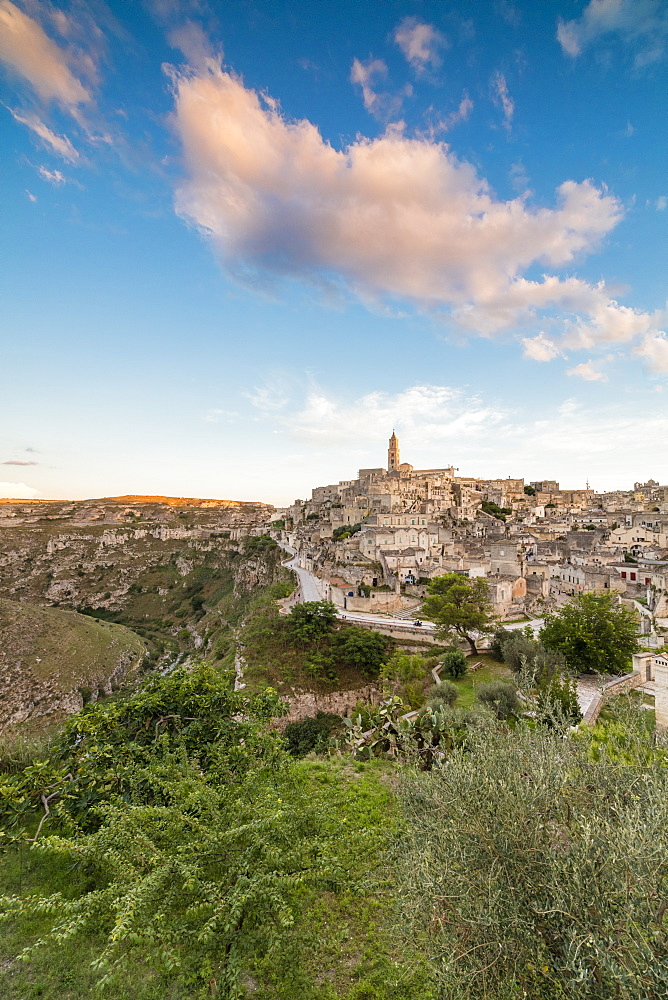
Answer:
202;408;238;423
350;57;411;121
37;165;66;184
425;93;473;135
0;0;91;108
7;107;79;161
2;459;39;466
558;0;668;68
394;17;447;74
248;379;668;490
491;71;514;132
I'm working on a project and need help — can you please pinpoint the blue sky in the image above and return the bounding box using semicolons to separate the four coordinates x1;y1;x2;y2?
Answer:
1;0;666;504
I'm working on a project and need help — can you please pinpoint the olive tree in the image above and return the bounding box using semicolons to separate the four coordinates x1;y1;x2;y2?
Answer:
396;719;668;999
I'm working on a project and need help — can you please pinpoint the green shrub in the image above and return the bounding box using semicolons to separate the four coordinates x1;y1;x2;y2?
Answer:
440;648;468;679
283;712;341;756
396;717;668;999
476;680;519;720
425;680;458;709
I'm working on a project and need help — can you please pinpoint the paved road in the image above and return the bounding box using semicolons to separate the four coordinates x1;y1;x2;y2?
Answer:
280;542;544;635
281;545;323;603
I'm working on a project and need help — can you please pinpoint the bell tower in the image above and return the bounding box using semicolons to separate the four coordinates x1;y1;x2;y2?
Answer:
388;430;400;473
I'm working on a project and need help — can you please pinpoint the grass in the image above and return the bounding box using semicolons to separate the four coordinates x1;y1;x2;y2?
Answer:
0;758;434;1000
0;598;146;734
243;757;435;999
448;654;512;710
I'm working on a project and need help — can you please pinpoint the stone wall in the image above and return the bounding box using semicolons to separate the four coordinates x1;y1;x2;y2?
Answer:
582;671;644;726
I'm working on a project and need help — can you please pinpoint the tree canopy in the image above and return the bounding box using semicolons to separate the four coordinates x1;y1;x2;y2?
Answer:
287;601;338;644
330;625;391;678
539;592;640;675
422;573;496;654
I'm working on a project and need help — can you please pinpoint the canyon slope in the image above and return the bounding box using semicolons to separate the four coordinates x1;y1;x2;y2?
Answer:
0;496;287;730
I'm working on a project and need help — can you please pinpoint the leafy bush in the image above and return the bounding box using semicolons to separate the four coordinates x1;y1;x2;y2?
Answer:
332;524;361;541
425;680;458;709
283;712;341;756
242;534;278;554
440;648;468;679
499;628;567;679
488;626;511;661
330;626;392;678
396;718;668;999
287;601;337;644
476;680;520;720
540;592;640;675
536;669;582;725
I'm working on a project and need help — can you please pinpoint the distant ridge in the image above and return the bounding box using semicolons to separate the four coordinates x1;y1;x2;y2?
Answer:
105;495;272;508
0;496;272;507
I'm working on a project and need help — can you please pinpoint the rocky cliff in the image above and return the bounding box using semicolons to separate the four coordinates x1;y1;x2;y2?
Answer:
0;498;292;730
0;598;147;728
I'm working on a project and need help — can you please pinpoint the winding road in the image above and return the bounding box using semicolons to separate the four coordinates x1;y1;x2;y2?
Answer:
280;542;544;634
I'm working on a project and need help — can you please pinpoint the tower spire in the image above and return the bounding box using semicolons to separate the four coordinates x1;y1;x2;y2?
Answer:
388;430;400;472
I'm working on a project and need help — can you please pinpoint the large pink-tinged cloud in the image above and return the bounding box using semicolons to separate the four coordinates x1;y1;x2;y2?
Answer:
169;62;666;370
0;0;90;107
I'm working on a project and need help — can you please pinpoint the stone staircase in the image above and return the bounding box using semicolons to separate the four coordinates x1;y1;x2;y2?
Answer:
392;604;424;620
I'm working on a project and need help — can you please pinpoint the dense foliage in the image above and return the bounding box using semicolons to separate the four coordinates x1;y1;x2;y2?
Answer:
396;718;668;999
283;711;341;756
440;648;468;679
287;600;338;644
330;626;391;678
540;592;640;675
422;573;496;654
0;667;395;998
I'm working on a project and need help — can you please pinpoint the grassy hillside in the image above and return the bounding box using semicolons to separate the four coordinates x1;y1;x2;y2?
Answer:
0;598;146;729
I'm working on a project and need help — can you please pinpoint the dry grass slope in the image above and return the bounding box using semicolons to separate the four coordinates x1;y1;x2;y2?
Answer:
0;598;146;730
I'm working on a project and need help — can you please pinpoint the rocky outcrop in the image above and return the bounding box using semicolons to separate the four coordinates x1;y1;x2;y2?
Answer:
274;684;382;727
0;598;147;729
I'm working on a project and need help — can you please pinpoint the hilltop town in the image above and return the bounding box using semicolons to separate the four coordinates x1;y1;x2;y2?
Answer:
277;432;668;628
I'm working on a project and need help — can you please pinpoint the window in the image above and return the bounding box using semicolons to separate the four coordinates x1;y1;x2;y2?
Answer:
621;571;627;579
630;572;636;581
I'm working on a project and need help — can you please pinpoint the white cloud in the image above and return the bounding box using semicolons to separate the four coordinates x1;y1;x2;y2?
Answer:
169;60;665;374
168;20;219;69
491;71;514;132
0;0;91;107
557;0;668;67
8;107;79;161
0;481;39;498
203;407;238;423
25;188;36;201
37;165;66;184
350;57;410;120
428;93;473;134
394;17;447;73
566;359;608;381
244;379;668;491
636;333;668;373
657;195;667;211
522;333;560;362
350;57;386;114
